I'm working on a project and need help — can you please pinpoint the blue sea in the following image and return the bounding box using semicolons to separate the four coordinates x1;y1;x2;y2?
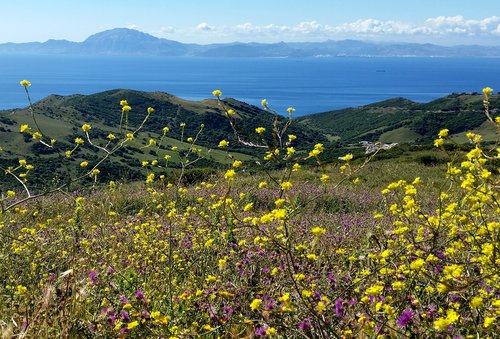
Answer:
1;55;499;115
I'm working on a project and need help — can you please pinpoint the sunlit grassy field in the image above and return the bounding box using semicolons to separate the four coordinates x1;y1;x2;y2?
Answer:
0;86;499;338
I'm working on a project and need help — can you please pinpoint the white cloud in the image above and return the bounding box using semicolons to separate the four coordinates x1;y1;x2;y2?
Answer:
195;22;215;32
127;24;138;30
152;16;500;44
229;16;500;39
154;26;176;36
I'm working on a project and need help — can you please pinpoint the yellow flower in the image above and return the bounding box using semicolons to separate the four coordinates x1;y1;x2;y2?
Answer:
75;137;84;145
120;100;128;106
438;129;449;138
484;316;496;328
250;298;262;310
266;327;276;335
122;105;132;113
107;133;116;140
224;169;235;180
147;107;155;114
258;181;267;189
287;107;295;114
365;284;384;296
294;273;305;281
340;153;353;161
314;143;324;152
163;127;170;134
307;253;317;261
126;133;134;140
288;134;297;142
82;124;92;132
320;174;330;182
32;132;42;140
255;127;266;134
7;190;15;197
281;181;292;191
16;285;27;294
218;139;229;148
317;301;326;314
127;320;139;330
409;258;425;270
226;109;235;117
212;89;222;97
434;317;450;331
483;87;493;97
311;227;326;236
434;138;444;147
261;99;268;107
20;124;30;133
470;297;483;308
20;80;31;87
232;160;242;168
202;324;215;331
180;122;186;127
292;163;301;171
80;161;88;168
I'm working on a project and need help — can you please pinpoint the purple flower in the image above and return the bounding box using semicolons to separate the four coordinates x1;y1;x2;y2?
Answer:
397;309;414;327
88;270;98;285
327;271;336;284
135;289;145;301
335;298;343;318
254;326;267;336
298;318;311;332
120;310;130;322
109;312;118;325
120;295;128;305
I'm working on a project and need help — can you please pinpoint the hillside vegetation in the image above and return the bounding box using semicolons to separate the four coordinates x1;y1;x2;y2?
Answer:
298;92;500;144
0;85;499;338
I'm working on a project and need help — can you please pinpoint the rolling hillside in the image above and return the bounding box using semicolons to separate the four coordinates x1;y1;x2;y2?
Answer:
0;89;326;188
297;92;500;144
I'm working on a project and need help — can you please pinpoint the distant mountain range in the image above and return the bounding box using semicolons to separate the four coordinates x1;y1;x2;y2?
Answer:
1;28;500;57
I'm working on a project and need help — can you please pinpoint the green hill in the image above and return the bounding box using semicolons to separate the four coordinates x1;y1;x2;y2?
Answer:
297;93;500;144
0;89;326;189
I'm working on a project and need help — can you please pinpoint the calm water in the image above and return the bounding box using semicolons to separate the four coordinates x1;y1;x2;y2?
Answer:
1;55;499;115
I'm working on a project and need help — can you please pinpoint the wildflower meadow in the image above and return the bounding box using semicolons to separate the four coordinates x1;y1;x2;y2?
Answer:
0;82;499;338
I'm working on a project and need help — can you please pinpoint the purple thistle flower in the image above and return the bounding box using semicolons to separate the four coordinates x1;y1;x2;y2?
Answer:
397;309;414;327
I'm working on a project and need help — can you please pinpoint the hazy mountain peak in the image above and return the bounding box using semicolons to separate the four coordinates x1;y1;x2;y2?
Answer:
84;28;160;44
1;27;500;57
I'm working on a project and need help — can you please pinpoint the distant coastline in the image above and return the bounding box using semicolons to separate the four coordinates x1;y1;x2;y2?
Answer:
1;28;500;58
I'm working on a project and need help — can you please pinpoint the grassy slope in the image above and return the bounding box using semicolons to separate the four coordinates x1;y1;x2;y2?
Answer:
297;93;500;144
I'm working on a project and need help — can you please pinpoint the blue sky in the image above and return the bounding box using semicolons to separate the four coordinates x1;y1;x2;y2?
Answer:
2;0;500;45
